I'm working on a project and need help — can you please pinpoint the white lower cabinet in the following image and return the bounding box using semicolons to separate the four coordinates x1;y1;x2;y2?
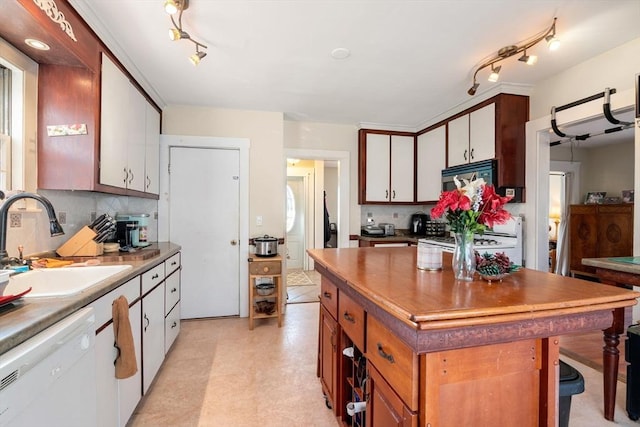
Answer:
92;251;182;426
94;278;141;427
142;283;165;394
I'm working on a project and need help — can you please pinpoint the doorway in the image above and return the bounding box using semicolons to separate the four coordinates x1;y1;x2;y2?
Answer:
286;174;307;270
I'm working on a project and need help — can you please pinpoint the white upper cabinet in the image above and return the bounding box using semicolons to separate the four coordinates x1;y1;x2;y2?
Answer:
364;133;391;202
390;135;414;202
100;53;160;195
100;55;129;189
447;103;496;167
469;103;495;163
447;115;470;167
145;103;161;195
416;125;446;202
360;132;414;204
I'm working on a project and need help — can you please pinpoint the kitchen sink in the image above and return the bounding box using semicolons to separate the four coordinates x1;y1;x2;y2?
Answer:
2;265;133;297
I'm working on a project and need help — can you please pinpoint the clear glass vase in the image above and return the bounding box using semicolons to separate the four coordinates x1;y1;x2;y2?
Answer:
452;230;476;281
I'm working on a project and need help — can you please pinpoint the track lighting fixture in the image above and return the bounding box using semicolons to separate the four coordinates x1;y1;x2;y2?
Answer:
467;18;559;96
165;0;208;66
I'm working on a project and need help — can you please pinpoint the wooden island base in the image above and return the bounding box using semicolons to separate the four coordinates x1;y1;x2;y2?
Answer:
310;247;640;426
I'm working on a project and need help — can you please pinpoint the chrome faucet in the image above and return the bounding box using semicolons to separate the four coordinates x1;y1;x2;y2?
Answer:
0;192;64;264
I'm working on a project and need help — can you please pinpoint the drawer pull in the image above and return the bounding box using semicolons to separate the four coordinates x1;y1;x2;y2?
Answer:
171;321;177;329
171;261;177;266
323;291;332;299
263;266;270;273
377;343;395;364
171;287;177;293
343;312;356;323
152;273;159;280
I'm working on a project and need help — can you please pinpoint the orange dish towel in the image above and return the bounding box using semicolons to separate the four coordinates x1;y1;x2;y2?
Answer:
112;295;138;379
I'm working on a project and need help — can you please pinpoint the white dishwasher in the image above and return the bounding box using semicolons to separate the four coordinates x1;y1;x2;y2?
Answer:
0;307;97;427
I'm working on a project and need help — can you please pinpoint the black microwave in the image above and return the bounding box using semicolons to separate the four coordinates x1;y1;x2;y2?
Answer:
441;159;522;202
441;159;497;192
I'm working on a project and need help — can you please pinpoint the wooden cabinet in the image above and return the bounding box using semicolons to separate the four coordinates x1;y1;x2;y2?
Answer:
569;204;634;275
359;131;415;204
248;255;283;329
320;305;340;411
100;53;159;195
416;125;446;203
366;363;417;427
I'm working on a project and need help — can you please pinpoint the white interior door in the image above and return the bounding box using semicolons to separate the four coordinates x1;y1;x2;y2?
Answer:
169;147;240;318
286;176;305;269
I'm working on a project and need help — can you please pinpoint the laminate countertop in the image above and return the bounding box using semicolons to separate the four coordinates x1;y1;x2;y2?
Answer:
308;247;640;334
582;256;640;275
0;242;181;355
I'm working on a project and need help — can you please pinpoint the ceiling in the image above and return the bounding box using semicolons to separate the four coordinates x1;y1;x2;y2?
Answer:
66;1;640;131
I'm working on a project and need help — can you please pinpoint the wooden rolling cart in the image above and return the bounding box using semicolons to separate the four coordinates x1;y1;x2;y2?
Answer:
248;254;283;330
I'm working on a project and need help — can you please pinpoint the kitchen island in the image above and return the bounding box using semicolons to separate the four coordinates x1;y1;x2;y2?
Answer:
309;247;640;426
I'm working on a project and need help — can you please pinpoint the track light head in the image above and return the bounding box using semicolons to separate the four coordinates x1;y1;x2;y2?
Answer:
190;50;207;66
164;0;189;15
546;34;560;51
488;65;501;82
518;51;538;65
467;82;479;96
169;28;190;41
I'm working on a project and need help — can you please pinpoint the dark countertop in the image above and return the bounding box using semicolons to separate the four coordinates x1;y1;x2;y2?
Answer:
0;242;181;355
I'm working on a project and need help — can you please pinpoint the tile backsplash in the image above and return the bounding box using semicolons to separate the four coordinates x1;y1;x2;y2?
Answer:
3;190;157;259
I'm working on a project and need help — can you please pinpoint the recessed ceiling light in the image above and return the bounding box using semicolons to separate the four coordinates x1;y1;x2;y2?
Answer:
25;38;50;50
330;47;350;60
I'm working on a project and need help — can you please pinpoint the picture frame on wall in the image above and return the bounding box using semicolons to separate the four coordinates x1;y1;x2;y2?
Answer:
622;189;635;203
585;192;606;204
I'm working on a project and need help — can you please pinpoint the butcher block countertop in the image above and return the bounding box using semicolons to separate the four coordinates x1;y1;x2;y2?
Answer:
0;242;181;355
308;247;640;333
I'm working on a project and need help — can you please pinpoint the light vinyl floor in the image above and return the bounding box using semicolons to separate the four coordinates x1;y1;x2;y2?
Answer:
130;303;636;426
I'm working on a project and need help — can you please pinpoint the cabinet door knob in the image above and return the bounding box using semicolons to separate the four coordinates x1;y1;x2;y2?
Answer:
128;168;134;184
377;343;395;364
171;287;177;293
123;168;128;184
171;321;177;328
464;149;468;161
385;189;389;199
323;291;332;299
392;190;396;199
231;240;238;246
144;313;150;332
263;266;270;273
470;148;474;160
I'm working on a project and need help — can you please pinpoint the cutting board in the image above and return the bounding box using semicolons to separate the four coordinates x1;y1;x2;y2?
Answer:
63;248;160;262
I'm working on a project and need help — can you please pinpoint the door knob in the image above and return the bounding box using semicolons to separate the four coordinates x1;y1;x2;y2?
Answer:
230;240;238;246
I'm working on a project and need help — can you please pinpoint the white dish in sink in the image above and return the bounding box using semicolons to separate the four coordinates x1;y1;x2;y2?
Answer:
2;265;133;297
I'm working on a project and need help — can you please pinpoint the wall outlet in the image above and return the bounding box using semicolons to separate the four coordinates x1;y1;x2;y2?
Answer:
393;212;398;219
58;212;67;224
256;215;263;226
9;213;21;228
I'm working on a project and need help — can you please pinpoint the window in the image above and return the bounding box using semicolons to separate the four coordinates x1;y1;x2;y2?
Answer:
0;65;11;191
286;184;295;233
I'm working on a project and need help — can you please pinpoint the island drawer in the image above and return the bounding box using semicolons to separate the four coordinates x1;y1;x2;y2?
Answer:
366;314;419;411
338;291;365;350
320;277;338;319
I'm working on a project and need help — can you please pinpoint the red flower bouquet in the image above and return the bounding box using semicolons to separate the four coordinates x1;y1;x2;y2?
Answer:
431;176;512;234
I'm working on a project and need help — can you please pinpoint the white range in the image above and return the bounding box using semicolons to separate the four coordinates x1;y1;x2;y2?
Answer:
420;216;523;266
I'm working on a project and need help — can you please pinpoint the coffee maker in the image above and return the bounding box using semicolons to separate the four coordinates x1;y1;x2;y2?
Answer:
409;213;430;236
115;219;138;249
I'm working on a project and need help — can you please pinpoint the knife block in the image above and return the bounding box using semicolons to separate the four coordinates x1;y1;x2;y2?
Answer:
56;226;104;257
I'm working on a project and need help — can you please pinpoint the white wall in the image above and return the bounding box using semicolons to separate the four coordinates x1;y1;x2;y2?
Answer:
162;105;285;240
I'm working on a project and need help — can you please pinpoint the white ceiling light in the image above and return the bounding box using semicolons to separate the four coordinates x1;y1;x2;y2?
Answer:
330;48;351;60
